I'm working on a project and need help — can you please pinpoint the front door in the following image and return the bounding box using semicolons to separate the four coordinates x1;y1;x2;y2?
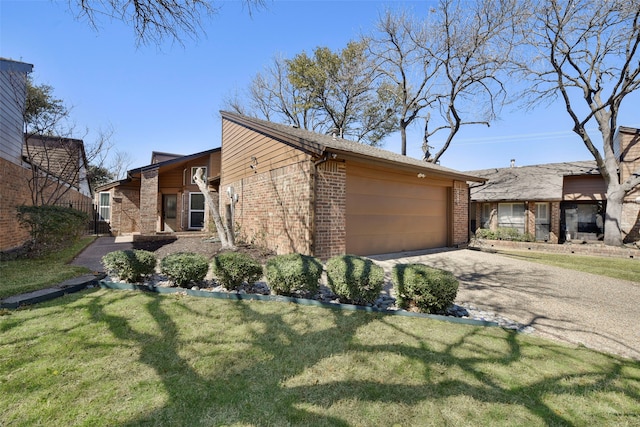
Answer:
162;194;177;232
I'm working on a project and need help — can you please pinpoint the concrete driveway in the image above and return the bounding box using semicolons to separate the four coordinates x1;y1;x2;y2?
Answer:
370;248;640;361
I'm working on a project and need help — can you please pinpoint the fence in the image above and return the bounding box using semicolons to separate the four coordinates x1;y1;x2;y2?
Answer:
54;199;111;235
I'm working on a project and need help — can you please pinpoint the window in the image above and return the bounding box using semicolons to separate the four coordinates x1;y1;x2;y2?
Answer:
98;192;111;222
497;202;525;233
191;166;207;184
481;203;492;229
535;202;550;241
189;192;205;229
535;203;549;223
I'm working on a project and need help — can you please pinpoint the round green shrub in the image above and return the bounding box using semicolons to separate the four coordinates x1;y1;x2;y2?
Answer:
16;205;89;256
264;253;323;296
392;263;458;313
325;254;384;305
160;252;209;287
102;249;157;282
212;251;263;291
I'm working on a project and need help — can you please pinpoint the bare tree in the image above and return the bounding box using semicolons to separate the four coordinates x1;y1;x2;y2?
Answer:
19;78;115;204
370;0;517;160
368;9;440;156
68;0;266;45
228;55;323;132
515;0;640;246
193;167;235;249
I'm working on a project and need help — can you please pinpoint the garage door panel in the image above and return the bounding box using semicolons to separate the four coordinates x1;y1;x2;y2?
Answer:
347;230;448;255
349;178;447;198
348;214;447;234
348;194;447;216
346;164;450;255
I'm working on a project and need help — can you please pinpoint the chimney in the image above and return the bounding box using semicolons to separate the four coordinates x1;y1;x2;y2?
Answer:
510;159;516;168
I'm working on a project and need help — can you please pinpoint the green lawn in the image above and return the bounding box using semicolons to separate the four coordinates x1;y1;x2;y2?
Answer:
0;237;95;299
498;250;640;283
1;289;639;426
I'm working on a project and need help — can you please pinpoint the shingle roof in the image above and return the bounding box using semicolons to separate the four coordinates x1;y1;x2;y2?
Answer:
466;160;600;202
220;111;485;182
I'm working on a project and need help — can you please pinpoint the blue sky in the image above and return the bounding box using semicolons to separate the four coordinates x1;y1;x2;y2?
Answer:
2;0;639;173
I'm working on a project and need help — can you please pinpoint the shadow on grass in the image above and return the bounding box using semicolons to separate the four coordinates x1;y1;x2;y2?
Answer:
81;290;639;426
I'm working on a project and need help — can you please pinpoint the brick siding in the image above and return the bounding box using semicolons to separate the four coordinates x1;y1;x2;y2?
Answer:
110;188;140;235
452;180;469;245
140;168;159;234
313;160;346;259
470;238;639;259
0;156;92;251
229;160;314;255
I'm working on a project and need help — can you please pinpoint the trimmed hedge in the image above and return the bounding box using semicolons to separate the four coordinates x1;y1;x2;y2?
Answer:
102;249;157;283
160;252;209;287
475;227;534;242
392;263;458;313
212;251;263;291
16;205;89;256
264;253;323;297
325;254;384;305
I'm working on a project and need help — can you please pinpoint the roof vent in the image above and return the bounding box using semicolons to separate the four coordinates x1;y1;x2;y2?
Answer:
510;159;516;168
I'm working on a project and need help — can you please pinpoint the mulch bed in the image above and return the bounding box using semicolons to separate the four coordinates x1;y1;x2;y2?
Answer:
131;236;275;263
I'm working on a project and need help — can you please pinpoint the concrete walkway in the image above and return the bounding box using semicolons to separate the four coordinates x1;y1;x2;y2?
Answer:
370;248;640;361
70;236;132;272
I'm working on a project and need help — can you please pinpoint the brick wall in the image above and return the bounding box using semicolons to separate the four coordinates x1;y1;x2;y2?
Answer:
452;181;469;245
313;160;346;259
1;158;36;250
140;168;159;234
622;200;640;243
526;202;535;237
470;238;639;259
550;202;561;243
230;160;314;255
0;156;92;251
111;188;140;235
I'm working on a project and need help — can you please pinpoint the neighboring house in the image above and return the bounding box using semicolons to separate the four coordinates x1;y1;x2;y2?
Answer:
219;111;483;258
468;126;640;244
0;58;93;252
23;134;93;202
95;149;221;236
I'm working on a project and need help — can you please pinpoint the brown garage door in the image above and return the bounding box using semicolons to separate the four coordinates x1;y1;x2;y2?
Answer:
346;163;449;255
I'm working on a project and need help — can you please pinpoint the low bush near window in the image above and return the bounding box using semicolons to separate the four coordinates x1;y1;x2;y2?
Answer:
392;264;458;313
264;253;323;297
17;205;89;256
325;255;384;305
212;251;263;291
102;249;157;282
160;252;209;287
475;227;534;242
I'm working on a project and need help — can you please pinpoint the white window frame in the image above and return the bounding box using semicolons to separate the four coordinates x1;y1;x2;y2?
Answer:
188;192;205;229
481;203;492;229
497;202;525;233
98;191;111;222
535;203;549;224
191;166;207;184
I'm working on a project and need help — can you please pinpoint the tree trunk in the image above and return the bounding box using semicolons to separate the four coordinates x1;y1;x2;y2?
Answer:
193;168;235;250
603;186;625;246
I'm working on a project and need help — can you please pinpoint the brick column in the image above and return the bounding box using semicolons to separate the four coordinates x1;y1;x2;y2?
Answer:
452;181;469;245
314;161;346;259
140;168;159;234
550;202;561;243
526;202;536;238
